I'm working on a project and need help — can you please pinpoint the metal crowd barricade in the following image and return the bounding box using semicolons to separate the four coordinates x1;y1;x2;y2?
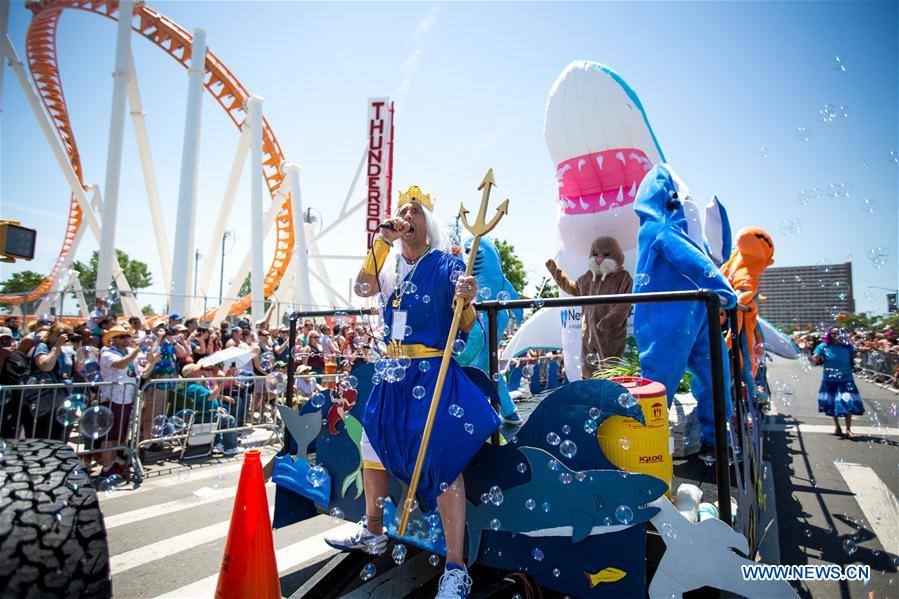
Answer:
0;379;140;472
856;350;899;390
135;374;293;460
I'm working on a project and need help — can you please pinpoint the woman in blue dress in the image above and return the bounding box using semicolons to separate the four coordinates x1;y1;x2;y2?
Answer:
813;327;864;437
325;185;500;599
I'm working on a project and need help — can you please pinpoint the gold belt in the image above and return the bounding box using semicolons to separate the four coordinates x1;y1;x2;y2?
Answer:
386;341;442;359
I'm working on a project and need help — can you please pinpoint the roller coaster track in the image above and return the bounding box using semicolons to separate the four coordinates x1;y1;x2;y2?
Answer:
1;0;293;316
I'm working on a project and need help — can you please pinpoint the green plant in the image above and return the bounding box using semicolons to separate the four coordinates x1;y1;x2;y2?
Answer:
591;336;693;393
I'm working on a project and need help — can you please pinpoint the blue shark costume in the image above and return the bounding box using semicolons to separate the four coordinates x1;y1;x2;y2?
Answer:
457;236;523;419
632;164;737;446
365;248;501;511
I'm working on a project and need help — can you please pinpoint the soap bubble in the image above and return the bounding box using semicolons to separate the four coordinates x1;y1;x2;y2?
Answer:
618;392;637;408
329;506;345;521
843;538;857;555
310;393;326;408
79;405;114;440
497;290;511;302
818;103;838;124
419;360;431;373
703;264;719;278
480;492;490;504
449;270;462;285
360;563;376;581
171;410;192;431
371;374;382;385
525;498;536;511
354;282;371;295
265;372;287;394
56;397;85;427
588;407;601;420
392;544;407;565
619;437;631;450
489;518;502;531
488;486;504;506
862;197;875;214
517;462;527;474
398;356;411;369
560;439;577;458
759;147;768;159
561;424;570;434
584;419;598;434
796;190;810;206
478;287;493;300
609;202;621;219
833;55;847;72
534;298;545;309
585;353;599;367
404;325;412;337
779;218;803;237
306;464;328;487
521;364;534;379
548;459;561;472
375;496;386;508
345;375;358;389
559;472;573;484
659;521;677;539
889;150;898;165
422;295;431;303
449;404;464;418
796;127;809;142
615;504;634;525
546;432;561;446
531;547;544;561
464;423;474;434
429;554;440;567
634;273;651;287
412;385;426;400
867;245;889;268
97;474;123;496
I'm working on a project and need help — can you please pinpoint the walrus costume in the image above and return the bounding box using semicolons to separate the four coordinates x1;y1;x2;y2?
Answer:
546;236;633;378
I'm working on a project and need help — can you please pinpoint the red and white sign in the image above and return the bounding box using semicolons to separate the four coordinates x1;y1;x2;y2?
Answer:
365;98;394;249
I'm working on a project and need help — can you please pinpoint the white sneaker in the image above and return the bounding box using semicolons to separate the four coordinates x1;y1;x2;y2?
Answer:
324;520;388;555
213;443;224;454
223;447;245;457
435;567;472;599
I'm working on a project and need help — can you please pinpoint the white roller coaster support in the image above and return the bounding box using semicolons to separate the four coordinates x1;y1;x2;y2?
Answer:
195;124;250;315
69;275;90;319
97;0;134;298
2;35;140;318
126;51;172;293
0;0;8;111
247;95;265;324
211;198;283;327
169;28;207;317
283;162;314;310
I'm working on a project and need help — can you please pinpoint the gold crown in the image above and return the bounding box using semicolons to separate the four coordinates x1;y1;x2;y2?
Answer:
398;185;434;212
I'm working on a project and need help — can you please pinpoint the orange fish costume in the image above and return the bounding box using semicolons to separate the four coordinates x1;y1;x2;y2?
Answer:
720;227;775;376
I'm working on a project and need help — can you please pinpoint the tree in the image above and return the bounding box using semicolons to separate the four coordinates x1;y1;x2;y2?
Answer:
536;277;559;299
0;270;46;314
495;239;527;294
0;270;45;295
73;250;153;315
237;274;271;313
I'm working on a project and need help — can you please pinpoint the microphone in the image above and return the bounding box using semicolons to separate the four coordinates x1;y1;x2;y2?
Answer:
378;222;396;231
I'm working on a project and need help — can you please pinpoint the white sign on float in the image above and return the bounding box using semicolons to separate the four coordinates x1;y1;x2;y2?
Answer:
366;97;393;249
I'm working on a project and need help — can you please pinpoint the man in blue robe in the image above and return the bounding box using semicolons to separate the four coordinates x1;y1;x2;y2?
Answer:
326;185;500;599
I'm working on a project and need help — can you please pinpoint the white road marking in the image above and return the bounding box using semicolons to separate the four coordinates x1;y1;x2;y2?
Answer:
834;462;899;558
104;482;274;530
152;522;356;598
110;507;275;575
765;423;899;437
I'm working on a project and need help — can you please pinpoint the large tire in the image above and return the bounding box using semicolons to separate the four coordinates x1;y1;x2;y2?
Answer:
0;439;111;598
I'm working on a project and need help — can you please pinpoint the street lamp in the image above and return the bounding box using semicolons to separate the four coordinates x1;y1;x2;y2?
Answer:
219;229;233;304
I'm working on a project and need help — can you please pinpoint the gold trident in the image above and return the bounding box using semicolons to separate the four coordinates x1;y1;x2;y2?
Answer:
397;168;509;536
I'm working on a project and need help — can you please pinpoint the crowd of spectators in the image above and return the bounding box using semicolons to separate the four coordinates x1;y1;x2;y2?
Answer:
794;326;899;388
0;301;376;479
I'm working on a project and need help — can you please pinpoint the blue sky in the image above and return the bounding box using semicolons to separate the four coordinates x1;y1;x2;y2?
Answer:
1;1;897;314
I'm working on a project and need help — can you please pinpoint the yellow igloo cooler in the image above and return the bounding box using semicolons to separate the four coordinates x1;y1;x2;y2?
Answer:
597;377;672;495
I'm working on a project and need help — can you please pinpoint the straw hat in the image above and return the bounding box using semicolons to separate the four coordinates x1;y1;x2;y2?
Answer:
102;325;132;346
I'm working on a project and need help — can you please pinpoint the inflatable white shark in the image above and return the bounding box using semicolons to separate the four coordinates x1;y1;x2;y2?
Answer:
540;61;665;380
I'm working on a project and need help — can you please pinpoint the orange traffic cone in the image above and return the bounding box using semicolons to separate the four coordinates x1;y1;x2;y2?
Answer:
215;450;280;599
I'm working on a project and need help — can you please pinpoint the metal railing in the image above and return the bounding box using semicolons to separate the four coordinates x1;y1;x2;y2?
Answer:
856;350;899;390
0;380;139;467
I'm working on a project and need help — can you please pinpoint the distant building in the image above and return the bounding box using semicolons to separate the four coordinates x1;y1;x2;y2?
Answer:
758;262;854;329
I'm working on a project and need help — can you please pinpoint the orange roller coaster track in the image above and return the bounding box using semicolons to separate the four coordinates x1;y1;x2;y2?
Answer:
1;0;293;317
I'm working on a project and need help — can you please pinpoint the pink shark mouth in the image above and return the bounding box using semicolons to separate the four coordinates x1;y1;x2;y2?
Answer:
556;148;653;215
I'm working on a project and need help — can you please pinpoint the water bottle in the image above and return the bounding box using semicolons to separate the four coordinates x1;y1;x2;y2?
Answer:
673;483;702;523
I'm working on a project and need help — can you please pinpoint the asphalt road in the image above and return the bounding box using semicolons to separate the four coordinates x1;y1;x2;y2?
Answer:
96;357;898;598
764;355;898;598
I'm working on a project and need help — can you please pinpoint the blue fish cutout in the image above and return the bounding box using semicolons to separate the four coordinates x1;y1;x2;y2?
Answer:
465;446;667;564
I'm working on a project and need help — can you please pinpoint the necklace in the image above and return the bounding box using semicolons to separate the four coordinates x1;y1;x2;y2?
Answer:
392;246;432;308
